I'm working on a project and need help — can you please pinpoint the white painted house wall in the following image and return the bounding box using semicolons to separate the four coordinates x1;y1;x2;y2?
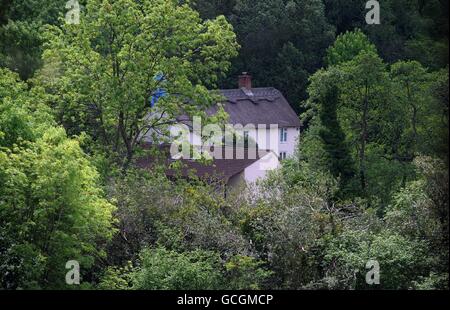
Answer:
278;127;300;159
226;151;280;193
244;151;280;183
167;124;300;160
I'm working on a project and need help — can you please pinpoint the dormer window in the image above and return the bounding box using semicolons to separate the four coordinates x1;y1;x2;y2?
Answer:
280;128;288;143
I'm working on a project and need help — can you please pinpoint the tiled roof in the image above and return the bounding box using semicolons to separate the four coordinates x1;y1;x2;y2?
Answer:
136;144;271;183
218;87;301;127
177;87;301;128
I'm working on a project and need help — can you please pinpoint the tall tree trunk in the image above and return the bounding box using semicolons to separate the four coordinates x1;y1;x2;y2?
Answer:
118;111;133;170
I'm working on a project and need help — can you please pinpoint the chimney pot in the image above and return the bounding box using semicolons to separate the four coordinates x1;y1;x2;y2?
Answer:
238;72;252;89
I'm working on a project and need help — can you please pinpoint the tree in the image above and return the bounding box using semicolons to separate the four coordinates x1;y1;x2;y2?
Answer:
322;0;365;34
301;68;357;197
271;42;309;112
238;165;340;289
0;20;43;80
0;68;115;289
338;50;387;197
222;0;335;112
323;0;449;67
422;69;449;165
302;31;430;206
132;247;223;290
325;28;377;66
385;157;446;248
192;0;237;20
390;61;429;158
321;229;431;289
0;0;69;79
106;167;252;266
37;0;238;168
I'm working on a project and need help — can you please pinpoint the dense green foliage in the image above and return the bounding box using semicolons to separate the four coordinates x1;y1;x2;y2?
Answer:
194;0;448;113
35;0;237;168
0;0;448;290
0;0;71;79
0;69;115;289
302;31;448;209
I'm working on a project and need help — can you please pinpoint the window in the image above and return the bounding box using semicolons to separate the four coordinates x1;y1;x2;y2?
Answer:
280;128;288;143
279;152;287;160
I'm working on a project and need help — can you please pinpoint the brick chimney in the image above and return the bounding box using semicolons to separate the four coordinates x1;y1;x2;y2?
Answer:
238;72;252;89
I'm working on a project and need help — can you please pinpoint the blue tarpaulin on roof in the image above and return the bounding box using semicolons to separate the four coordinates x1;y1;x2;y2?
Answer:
150;88;167;107
150;73;167;107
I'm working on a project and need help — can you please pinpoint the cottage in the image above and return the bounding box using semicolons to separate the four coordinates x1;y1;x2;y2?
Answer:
173;73;302;160
141;73;301;189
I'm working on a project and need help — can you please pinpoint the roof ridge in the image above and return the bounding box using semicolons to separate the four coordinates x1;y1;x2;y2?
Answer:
216;86;301;127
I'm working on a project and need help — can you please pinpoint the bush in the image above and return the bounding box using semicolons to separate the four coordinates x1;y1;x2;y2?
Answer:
132;247;223;290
